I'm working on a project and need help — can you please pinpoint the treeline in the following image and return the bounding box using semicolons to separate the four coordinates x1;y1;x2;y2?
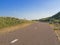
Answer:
39;17;50;22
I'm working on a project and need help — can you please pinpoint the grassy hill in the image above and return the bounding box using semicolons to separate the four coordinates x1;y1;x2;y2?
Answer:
51;12;60;20
39;12;60;23
39;12;60;30
0;17;30;29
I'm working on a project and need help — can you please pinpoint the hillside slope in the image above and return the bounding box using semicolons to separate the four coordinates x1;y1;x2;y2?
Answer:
51;12;60;19
39;12;60;23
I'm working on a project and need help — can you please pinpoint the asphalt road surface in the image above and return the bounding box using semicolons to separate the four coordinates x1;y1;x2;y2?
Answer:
0;22;60;45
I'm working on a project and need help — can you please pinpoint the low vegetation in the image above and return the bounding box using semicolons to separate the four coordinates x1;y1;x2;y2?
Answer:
0;17;32;29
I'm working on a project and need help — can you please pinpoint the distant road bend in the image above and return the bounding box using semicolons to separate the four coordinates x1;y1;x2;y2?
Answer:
0;22;60;45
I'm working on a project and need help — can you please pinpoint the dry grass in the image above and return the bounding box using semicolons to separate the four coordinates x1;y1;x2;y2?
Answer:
49;23;60;40
0;23;33;34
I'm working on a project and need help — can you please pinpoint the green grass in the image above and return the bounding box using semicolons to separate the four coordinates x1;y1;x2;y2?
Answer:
0;17;31;29
50;23;60;30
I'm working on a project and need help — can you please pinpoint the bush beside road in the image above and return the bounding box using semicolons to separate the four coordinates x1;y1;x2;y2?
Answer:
0;17;34;33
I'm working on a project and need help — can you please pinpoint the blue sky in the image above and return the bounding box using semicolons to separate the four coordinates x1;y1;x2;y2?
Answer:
0;0;60;20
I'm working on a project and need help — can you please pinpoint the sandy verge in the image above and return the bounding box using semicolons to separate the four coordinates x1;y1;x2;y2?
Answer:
0;23;33;34
55;30;60;40
49;24;60;40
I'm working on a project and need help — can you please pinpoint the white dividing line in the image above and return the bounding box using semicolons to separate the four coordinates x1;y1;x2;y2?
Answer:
10;39;18;44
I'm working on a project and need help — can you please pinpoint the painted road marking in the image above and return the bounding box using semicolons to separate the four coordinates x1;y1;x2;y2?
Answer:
10;39;18;44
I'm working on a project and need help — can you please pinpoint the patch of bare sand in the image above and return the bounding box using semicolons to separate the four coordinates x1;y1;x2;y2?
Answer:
0;23;33;34
55;30;60;40
49;24;60;41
